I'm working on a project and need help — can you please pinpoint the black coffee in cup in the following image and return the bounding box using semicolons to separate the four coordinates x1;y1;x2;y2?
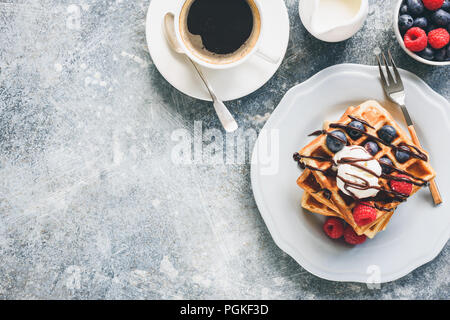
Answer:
187;0;253;54
179;0;261;65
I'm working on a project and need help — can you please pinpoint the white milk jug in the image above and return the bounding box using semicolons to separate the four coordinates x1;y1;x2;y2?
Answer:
299;0;369;42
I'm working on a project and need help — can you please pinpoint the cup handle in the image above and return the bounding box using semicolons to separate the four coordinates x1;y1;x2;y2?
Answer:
255;49;280;64
253;0;281;64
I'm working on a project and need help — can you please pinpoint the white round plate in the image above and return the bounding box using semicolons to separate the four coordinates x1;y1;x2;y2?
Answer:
145;0;290;101
251;64;450;283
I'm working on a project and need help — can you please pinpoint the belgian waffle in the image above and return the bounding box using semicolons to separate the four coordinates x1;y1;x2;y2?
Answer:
295;100;436;236
298;168;394;238
298;171;394;237
300;192;393;238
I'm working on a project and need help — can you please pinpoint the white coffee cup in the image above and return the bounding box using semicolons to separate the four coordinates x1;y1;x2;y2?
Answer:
171;0;280;70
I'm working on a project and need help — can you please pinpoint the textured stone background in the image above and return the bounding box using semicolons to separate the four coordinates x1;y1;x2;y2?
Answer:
0;0;448;299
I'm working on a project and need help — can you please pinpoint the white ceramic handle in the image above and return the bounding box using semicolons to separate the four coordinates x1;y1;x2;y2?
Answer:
253;0;281;64
255;49;280;64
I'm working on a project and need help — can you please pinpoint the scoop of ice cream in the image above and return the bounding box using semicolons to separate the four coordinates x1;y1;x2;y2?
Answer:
333;146;382;199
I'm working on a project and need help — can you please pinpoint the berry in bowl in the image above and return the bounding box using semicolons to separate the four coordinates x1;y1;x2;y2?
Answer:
394;0;450;65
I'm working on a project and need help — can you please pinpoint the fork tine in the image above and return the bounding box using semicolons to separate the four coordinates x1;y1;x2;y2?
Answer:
381;52;395;85
376;54;388;86
388;50;403;86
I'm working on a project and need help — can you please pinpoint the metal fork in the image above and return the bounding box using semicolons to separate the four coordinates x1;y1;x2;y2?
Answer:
377;51;442;205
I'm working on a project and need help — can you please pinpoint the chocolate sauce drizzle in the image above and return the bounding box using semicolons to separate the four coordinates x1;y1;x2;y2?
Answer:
294;150;418;206
327;123;428;161
293;153;336;176
380;162;428;185
336;170;409;202
294;115;430;210
348;115;375;129
337;155;427;186
309;130;348;144
293;153;334;164
309;119;428;162
294;151;426;188
360;202;395;213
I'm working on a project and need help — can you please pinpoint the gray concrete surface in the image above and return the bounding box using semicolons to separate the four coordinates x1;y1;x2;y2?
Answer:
0;0;448;299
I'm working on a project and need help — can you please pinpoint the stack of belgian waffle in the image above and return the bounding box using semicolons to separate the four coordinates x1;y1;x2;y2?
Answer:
294;100;436;241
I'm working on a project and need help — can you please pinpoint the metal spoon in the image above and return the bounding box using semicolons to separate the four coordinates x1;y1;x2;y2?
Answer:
163;13;238;133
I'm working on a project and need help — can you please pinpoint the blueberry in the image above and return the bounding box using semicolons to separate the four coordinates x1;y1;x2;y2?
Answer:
379;157;394;174
418;47;435;60
442;0;450;12
377;125;398;144
434;47;447;61
413;16;428;29
399;14;414;31
446;45;450;61
395;146;411;163
346;121;365;140
400;4;408;14
364;141;380;156
431;9;450;26
400;4;409;15
406;0;424;16
447;23;450;32
326;130;347;153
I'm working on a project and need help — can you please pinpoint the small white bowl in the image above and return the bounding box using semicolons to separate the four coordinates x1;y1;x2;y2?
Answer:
393;0;450;66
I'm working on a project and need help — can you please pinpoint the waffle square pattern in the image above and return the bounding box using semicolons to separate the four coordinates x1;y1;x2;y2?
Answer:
294;100;436;238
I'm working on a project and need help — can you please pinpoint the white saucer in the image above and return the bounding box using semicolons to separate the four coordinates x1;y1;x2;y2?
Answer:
251;64;450;283
145;0;290;102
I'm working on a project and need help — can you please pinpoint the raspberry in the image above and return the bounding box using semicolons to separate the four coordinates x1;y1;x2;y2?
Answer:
353;202;377;226
423;0;444;10
343;226;367;245
390;174;413;196
323;218;344;239
428;28;450;49
404;27;428;52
